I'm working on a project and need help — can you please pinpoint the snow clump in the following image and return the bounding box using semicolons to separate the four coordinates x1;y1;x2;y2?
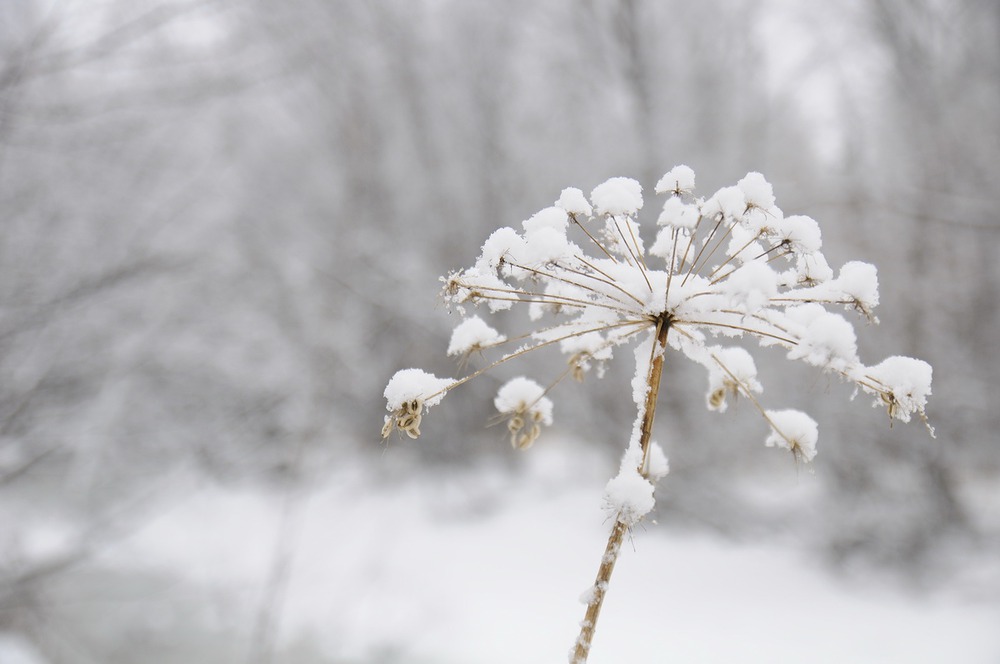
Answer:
705;347;762;412
655;164;695;195
590;177;643;216
861;356;933;425
447;316;506;357
494;377;554;450
764;409;819;462
738;171;776;210
556;187;594;217
382;369;453;439
603;467;655;526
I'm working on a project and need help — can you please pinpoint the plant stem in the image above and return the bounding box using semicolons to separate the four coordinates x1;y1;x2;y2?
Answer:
571;316;671;663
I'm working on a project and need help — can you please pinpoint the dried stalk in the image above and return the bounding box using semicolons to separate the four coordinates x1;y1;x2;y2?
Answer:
571;316;671;663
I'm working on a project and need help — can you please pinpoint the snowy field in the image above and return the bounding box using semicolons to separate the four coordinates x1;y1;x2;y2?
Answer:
7;440;977;664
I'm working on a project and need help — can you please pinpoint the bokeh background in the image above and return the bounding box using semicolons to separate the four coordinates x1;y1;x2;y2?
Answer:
1;1;998;662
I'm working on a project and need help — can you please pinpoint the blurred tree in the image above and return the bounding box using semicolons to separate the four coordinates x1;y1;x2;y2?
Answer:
803;0;1000;561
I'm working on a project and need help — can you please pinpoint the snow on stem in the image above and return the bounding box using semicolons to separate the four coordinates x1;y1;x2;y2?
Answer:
571;315;671;664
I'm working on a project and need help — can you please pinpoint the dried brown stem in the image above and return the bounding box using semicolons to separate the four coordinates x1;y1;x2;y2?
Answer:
570;213;618;262
571;316;671;663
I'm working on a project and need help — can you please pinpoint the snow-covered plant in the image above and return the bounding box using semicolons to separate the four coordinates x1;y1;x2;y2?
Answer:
381;166;933;662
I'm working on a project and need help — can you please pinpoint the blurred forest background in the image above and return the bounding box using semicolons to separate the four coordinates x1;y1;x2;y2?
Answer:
1;0;998;661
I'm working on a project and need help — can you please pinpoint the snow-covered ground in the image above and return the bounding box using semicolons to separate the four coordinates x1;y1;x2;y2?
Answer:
84;440;1000;663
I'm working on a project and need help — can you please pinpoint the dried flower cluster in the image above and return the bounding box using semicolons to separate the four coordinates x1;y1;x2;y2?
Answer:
382;165;932;461
380;165;933;663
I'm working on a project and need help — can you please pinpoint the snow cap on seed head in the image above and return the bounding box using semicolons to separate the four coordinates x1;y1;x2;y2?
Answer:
384;368;451;412
776;215;822;255
556;187;593;217
705;347;762;412
495;377;554;450
655;164;696;195
738;171;776;210
591;177;643;216
702;185;747;222
657;196;699;230
764;409;818;461
447;316;506;357
382;369;453;439
862;356;933;424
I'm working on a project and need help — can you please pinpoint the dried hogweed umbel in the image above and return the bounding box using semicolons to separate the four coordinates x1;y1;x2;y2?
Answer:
382;166;931;456
380;165;933;663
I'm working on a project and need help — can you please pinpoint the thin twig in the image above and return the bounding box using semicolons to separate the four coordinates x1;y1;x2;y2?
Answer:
672;319;799;346
571;214;618;261
425;319;653;402
611;215;653;292
552;262;646;310
706;231;765;284
663;229;681;305
574;255;618;283
465;284;634;316
681;214;725;286
504;259;647;308
689;218;739;283
706;350;796;449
